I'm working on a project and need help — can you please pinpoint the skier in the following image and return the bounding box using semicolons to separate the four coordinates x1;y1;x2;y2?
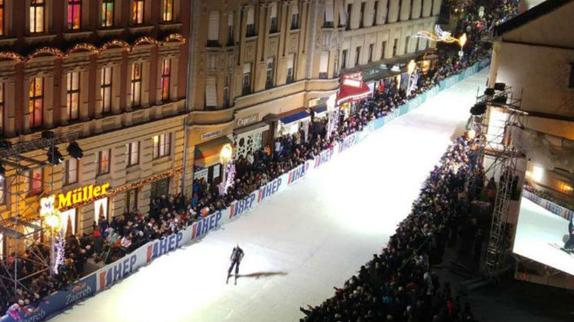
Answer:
227;245;244;285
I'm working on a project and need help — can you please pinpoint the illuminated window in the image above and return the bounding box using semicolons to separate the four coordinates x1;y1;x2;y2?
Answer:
0;0;4;36
28;77;43;129
67;0;81;30
30;0;45;33
152;133;171;159
26;168;43;195
66;71;80;121
101;0;114;27
0;174;5;204
0;83;4;134
126;141;139;166
65;158;78;185
161;0;173;22
98;149;111;175
100;66;112;113
161;58;171;102
130;62;142;107
132;0;144;25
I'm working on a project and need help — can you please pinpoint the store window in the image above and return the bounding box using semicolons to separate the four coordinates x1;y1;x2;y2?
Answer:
161;0;174;22
65;158;79;185
98;149;111;176
152;133;171;159
94;197;108;223
30;0;45;33
132;0;144;25
60;208;77;236
66;71;80;121
126;141;139;166
0;174;5;204
101;0;114;27
126;188;138;212
100;66;112;113
26;168;43;195
161;58;171;102
28;77;44;129
150;178;169;200
130;62;142;108
67;0;81;30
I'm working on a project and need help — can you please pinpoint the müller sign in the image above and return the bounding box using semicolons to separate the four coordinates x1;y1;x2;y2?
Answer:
43;183;110;210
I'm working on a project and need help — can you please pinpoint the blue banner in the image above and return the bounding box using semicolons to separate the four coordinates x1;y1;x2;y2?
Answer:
373;117;385;129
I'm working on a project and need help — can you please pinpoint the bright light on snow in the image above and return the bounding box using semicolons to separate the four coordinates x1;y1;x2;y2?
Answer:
50;69;488;322
513;198;574;276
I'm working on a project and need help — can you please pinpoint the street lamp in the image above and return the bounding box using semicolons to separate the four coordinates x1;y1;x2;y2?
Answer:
219;143;235;195
457;33;467;58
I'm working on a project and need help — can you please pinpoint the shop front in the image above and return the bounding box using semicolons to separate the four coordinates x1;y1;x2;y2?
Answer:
193;136;234;184
234;122;270;159
40;182;111;236
337;73;372;118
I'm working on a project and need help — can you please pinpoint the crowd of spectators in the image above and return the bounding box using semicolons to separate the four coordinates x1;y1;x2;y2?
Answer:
300;132;485;322
0;16;500;317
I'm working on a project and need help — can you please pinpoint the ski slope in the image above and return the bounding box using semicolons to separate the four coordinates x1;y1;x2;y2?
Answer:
51;69;488;322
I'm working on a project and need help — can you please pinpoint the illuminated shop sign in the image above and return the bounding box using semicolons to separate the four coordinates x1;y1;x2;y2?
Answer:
41;183;110;212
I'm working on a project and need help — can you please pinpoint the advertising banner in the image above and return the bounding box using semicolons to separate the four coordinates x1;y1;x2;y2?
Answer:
523;190;574;221
373;117;385;130
314;147;336;168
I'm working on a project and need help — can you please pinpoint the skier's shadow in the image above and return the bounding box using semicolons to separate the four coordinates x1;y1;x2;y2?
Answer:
236;271;288;280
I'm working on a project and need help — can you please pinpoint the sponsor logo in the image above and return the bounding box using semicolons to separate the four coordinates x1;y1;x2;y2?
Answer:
191;211;223;240
314;148;334;168
288;163;310;184
146;232;184;262
64;281;93;306
97;255;137;290
257;178;282;202
229;193;257;219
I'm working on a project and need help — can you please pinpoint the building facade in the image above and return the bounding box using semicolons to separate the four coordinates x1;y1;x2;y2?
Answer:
0;0;190;252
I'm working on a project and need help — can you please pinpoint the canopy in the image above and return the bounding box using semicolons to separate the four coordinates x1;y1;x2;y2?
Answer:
194;136;233;168
337;81;371;105
280;110;310;124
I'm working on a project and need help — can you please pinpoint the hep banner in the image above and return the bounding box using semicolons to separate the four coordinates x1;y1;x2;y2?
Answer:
257;176;285;203
523;190;574;221
227;191;258;220
338;132;359;153
287;162;311;185
314;147;336;168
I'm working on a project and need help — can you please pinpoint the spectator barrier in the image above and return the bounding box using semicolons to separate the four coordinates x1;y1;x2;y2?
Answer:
0;58;490;322
522;189;574;221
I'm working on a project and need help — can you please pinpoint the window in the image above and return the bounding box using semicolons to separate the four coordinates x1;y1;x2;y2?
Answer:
132;0;144;25
67;0;81;30
208;11;220;46
286;54;295;83
65;158;78;185
0;83;4;134
385;0;390;23
27;168;43;195
319;51;329;79
0;0;5;36
291;4;299;29
373;0;378;25
269;3;278;33
100;66;112;113
246;7;255;37
28;77;43;129
130;62;142;108
223;75;230;107
227;13;234;45
381;41;387;59
392;38;398;56
161;0;174;22
205;76;217;108
30;0;45;33
368;44;374;63
126;189;138;212
126;141;139;166
341;49;348;69
346;4;352;30
101;0;114;27
161;58;171;102
66;71;80;121
324;0;334;27
359;1;366;28
355;46;361;67
405;36;410;54
152;133;171;159
0;174;5;204
242;63;252;95
265;58;275;89
569;64;574;88
98;149;111;175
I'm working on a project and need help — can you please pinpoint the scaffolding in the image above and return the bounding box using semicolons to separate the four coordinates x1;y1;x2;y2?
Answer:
471;84;526;278
0;132;78;306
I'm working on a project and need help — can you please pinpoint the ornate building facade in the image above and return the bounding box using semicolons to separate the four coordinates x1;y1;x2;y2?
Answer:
0;0;190;251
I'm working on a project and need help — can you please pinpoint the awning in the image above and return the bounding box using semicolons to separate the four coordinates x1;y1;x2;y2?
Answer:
280;111;310;125
194;136;233;168
337;81;371;105
314;105;327;114
234;122;270;136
